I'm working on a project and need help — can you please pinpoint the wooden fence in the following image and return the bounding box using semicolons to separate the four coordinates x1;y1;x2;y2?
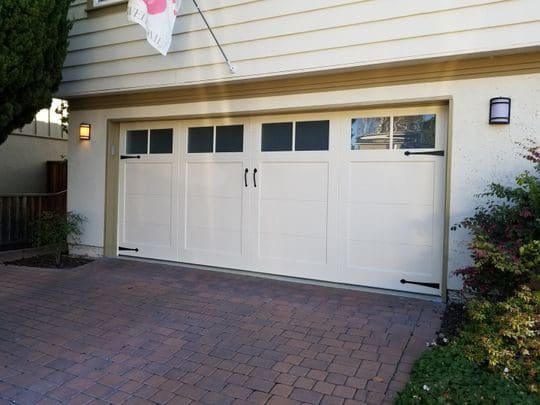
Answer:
47;160;67;193
0;190;67;250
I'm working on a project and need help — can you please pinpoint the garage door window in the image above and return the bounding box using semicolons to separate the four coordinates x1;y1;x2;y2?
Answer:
126;130;148;154
127;128;173;154
262;120;329;152
149;129;173;154
262;122;293;151
295;120;329;151
351;117;390;150
188;125;244;153
351;114;435;150
216;125;244;152
393;115;435;149
188;126;214;153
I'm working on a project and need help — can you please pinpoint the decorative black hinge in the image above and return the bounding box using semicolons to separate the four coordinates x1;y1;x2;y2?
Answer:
119;246;139;252
120;155;141;160
404;150;444;156
400;279;440;289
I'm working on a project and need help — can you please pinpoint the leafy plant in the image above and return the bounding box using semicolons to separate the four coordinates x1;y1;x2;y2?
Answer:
54;100;69;136
31;211;85;266
396;345;538;404
458;287;540;393
454;145;540;300
0;0;72;145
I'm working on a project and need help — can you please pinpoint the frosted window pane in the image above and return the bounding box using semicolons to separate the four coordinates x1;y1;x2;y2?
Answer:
351;117;390;150
392;115;436;149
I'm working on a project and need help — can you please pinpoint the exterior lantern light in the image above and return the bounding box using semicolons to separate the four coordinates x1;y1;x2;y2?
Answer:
79;123;91;140
489;97;511;124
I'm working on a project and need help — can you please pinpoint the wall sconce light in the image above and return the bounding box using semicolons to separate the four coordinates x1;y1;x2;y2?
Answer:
489;97;511;124
79;123;91;140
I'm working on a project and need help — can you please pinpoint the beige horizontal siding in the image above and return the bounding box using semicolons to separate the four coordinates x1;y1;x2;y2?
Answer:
65;0;502;58
59;0;540;97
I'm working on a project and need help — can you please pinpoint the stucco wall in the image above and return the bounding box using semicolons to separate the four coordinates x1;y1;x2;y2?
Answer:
67;72;540;289
0;134;67;194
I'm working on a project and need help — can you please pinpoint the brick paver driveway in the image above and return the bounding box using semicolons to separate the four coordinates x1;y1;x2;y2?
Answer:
0;259;442;405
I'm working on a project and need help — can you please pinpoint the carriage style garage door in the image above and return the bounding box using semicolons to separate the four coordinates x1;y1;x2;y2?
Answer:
118;106;447;294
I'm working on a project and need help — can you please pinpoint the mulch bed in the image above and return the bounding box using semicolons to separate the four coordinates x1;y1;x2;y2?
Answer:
434;302;467;346
4;254;94;269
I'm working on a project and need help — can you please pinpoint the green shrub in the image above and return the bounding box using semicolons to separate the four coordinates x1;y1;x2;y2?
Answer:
396;345;538;404
32;211;85;266
0;0;72;145
458;287;540;393
454;146;540;300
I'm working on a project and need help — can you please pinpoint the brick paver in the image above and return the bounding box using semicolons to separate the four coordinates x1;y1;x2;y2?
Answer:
0;258;442;404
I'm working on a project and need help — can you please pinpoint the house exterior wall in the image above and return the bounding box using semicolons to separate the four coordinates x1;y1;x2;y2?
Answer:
60;0;540;98
0;100;68;194
0;136;67;194
66;72;540;289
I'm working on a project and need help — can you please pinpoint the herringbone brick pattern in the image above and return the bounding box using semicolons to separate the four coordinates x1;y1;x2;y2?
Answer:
0;259;442;404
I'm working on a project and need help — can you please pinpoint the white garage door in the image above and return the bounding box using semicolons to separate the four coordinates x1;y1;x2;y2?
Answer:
118;124;179;260
118;106;447;294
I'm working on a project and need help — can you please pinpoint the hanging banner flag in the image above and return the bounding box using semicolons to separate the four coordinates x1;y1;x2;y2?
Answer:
127;0;182;56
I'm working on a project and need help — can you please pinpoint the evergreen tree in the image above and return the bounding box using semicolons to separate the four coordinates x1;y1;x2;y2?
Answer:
0;0;72;145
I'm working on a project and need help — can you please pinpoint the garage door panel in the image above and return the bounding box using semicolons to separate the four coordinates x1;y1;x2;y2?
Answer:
187;162;243;198
124;194;171;225
118;124;179;260
347;203;433;245
349;161;434;205
259;233;327;264
186;196;242;231
183;157;247;262
259;200;327;238
347;240;434;275
260;162;329;201
125;163;172;195
186;227;242;255
124;222;172;246
254;159;331;271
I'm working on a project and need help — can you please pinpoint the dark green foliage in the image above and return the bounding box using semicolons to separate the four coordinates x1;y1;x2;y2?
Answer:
32;211;85;266
458;288;540;394
396;345;538;405
0;0;72;144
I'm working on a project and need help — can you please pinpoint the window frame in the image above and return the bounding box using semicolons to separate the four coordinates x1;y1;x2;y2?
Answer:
88;0;126;10
124;126;175;155
186;124;245;154
260;119;330;153
350;113;437;151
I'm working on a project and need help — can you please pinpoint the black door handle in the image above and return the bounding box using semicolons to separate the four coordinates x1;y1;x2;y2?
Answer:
404;150;444;156
120;155;141;160
253;168;258;187
244;168;249;187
